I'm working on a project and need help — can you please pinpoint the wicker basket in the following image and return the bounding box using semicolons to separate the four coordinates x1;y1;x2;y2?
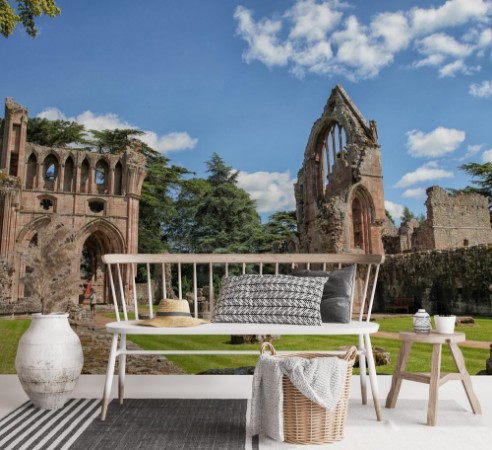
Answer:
260;342;357;445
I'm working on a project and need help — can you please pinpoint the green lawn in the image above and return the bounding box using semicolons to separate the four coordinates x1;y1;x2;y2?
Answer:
1;316;490;376
0;319;30;373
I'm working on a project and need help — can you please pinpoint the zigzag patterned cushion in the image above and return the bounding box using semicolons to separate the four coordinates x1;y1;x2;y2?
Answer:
212;274;327;325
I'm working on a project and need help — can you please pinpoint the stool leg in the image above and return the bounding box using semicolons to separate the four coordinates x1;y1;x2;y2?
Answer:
386;340;412;408
448;342;482;415
427;343;441;426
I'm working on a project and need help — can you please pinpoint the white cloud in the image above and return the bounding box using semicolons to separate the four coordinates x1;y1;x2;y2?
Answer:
416;33;472;58
237;170;296;213
469;80;492;98
234;0;492;81
371;12;412;52
287;0;342;42
459;143;485;160
36;107;197;153
394;161;454;188
384;200;404;223
402;187;427;198
234;6;291;67
406;127;465;157
481;148;492;162
410;0;490;35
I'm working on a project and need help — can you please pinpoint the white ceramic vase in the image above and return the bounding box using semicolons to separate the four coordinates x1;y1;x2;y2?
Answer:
434;315;456;334
15;313;84;410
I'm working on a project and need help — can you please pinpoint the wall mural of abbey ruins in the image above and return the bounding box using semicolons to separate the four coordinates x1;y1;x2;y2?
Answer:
0;98;146;313
1;87;491;316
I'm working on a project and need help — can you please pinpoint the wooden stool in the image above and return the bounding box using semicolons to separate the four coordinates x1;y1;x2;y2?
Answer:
385;331;482;426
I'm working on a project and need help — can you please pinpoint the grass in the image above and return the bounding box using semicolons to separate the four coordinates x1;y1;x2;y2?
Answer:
0;316;490;376
129;333;490;375
0;319;30;373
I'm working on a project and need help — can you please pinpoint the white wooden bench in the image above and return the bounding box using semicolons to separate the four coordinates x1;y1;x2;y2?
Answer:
100;253;385;422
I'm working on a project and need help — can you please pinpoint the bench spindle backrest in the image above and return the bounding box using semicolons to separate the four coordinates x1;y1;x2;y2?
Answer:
102;253;384;322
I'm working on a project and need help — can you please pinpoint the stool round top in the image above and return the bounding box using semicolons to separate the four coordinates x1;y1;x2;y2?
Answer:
399;331;465;344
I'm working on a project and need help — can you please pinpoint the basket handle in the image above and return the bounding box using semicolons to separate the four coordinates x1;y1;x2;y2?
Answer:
343;346;358;361
260;341;277;355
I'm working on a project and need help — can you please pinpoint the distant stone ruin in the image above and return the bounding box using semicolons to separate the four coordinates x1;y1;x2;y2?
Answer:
293;85;386;255
384;186;492;254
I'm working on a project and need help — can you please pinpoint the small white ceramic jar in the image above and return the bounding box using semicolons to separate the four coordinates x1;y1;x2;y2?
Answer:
413;309;432;334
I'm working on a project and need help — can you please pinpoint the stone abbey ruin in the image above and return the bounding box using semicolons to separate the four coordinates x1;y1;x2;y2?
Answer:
0;98;146;313
1;87;491;316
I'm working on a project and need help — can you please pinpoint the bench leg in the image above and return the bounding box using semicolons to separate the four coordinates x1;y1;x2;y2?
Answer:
386;340;412;409
364;333;382;421
100;333;119;421
118;334;127;405
358;334;367;405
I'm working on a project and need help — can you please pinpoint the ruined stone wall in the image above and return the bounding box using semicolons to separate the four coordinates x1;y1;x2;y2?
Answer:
423;186;492;250
295;85;385;255
377;245;492;316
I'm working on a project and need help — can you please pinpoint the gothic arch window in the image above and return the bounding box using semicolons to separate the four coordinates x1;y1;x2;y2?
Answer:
25;153;37;189
351;188;374;254
63;156;75;192
43;154;58;191
95;160;109;194
316;122;347;200
80;159;90;193
114;161;123;195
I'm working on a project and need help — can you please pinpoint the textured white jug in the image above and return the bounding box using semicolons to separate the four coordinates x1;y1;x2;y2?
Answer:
15;313;84;410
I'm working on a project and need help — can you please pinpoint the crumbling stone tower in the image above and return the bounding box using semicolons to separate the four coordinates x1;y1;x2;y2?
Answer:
0;98;146;309
294;85;385;254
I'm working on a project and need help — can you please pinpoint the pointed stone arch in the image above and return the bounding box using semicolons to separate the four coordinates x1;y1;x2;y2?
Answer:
63;155;75;192
25;153;37;189
42;153;60;191
78;219;126;304
348;185;376;254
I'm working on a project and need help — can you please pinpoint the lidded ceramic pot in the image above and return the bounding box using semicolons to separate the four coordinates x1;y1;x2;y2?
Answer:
413;309;432;334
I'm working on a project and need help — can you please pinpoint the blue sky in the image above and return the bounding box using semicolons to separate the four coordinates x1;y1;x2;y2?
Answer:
1;0;491;223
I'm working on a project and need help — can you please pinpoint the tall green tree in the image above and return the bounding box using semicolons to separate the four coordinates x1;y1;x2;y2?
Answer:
27;117;86;147
257;210;297;252
1;0;60;37
459;162;492;210
166;153;262;253
138;151;190;254
89;128;145;154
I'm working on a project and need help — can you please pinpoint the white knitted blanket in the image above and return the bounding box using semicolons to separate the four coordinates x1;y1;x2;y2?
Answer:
251;354;348;442
278;356;347;410
251;354;284;441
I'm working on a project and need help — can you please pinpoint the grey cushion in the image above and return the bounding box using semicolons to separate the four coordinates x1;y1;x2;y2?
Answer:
212;274;327;326
292;265;355;323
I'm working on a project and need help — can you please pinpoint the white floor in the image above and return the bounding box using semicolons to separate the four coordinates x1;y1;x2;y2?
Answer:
1;374;491;449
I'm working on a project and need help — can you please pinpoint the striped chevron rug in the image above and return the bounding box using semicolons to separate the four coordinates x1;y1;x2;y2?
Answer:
0;399;252;450
0;399;101;450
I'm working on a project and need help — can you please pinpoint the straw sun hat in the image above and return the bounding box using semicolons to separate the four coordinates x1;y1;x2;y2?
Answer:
139;299;209;328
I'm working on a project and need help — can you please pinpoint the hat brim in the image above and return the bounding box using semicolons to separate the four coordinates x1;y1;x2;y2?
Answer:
138;316;209;328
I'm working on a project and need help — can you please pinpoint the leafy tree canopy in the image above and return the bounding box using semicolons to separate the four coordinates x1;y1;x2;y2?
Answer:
27;117;86;147
257;211;297;252
385;209;395;225
1;0;60;38
89;128;145;154
458;162;492;210
400;206;415;222
166;153;263;253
